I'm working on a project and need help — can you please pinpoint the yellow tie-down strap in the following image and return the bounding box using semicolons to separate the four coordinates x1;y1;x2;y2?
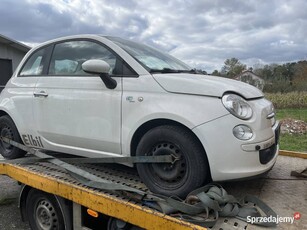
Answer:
0;162;205;230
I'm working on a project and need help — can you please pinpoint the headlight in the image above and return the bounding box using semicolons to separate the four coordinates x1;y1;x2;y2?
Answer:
233;125;253;140
222;94;253;120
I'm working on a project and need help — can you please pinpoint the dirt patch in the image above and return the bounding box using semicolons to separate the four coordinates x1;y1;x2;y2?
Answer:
280;118;307;135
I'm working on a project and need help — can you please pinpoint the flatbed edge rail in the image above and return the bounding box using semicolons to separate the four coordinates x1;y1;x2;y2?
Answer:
0;162;205;230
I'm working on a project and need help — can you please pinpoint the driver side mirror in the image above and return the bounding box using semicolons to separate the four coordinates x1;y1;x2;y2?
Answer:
82;59;117;89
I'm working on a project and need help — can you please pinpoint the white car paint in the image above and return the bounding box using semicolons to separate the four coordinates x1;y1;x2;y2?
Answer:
33;76;122;157
0;35;279;181
152;73;264;99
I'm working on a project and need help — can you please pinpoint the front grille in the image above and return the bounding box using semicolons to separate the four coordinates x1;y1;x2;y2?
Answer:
259;144;277;164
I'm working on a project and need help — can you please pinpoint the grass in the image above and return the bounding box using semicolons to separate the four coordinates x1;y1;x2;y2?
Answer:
279;134;307;152
276;108;307;122
276;108;307;152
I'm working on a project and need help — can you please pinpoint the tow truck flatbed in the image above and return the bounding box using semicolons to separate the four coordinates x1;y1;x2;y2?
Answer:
0;151;306;230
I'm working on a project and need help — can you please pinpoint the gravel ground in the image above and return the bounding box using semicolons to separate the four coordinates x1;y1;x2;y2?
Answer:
0;155;30;229
0;175;30;230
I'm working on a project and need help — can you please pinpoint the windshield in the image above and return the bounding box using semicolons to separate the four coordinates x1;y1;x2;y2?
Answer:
106;36;191;73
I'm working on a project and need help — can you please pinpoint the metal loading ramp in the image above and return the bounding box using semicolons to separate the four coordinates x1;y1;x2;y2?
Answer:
0;154;306;230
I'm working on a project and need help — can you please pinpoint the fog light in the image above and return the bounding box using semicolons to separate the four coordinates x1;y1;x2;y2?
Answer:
233;125;253;140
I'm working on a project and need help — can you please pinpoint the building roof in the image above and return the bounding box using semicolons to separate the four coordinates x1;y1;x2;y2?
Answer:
234;70;264;80
0;34;31;53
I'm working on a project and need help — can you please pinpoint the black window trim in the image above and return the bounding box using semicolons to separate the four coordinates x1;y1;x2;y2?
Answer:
18;38;139;78
46;38;139;78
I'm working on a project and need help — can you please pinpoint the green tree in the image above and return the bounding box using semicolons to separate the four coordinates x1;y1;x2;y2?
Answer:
293;61;307;91
195;69;207;75
251;60;307;93
221;58;246;78
211;69;221;76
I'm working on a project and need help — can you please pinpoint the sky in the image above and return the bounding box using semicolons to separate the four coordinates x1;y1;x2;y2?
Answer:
0;0;306;73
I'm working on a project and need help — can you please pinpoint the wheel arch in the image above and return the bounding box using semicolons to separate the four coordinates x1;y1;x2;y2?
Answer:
0;111;28;159
0;109;22;134
19;185;73;229
130;118;212;180
0;97;29;138
19;184;31;221
0;110;10;119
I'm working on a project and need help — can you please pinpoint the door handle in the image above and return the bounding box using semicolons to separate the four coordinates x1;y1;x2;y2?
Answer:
34;91;48;98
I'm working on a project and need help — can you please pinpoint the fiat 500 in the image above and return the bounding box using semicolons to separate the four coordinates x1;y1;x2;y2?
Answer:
0;35;280;197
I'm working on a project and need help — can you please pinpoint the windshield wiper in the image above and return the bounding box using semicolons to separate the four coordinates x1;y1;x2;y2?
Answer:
150;68;198;74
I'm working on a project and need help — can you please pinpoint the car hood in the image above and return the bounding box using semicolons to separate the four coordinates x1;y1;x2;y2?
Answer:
152;74;264;99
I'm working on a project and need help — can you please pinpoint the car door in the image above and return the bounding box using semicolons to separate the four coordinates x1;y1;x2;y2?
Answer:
33;40;122;157
6;46;51;141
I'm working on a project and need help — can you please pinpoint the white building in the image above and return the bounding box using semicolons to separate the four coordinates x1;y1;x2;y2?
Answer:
235;70;265;91
0;34;30;88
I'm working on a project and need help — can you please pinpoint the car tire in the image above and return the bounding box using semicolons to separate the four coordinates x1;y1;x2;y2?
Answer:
0;115;26;159
136;125;209;198
26;189;67;230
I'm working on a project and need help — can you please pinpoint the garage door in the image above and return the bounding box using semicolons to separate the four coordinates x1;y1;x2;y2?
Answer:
0;58;13;91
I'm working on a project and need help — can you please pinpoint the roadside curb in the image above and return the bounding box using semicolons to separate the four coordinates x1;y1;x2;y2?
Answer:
279;150;307;159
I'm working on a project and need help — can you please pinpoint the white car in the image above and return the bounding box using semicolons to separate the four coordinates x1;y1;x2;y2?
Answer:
0;35;280;197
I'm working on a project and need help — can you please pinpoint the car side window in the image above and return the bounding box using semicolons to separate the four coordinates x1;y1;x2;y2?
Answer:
19;48;45;76
48;40;118;76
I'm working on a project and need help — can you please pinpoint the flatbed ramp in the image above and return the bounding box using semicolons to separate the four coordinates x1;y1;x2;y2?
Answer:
0;154;306;230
